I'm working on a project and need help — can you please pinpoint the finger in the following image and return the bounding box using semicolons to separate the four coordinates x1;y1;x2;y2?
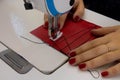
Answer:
44;14;49;29
44;13;48;22
59;13;68;30
69;44;110;65
69;37;109;57
106;40;120;51
78;50;120;70
101;63;120;77
73;0;85;22
91;26;120;36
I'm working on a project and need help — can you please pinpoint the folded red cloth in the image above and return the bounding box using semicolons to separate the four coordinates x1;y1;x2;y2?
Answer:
30;18;101;56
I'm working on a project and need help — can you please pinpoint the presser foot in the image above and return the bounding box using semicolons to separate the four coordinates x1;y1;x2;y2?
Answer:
50;31;63;41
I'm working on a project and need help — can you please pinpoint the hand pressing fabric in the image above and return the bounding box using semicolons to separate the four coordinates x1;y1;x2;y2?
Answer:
69;26;120;77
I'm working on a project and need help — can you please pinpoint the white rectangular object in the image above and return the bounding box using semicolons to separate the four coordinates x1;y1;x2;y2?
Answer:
17;44;68;74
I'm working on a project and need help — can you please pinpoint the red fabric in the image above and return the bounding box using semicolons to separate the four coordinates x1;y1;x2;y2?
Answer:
30;18;101;56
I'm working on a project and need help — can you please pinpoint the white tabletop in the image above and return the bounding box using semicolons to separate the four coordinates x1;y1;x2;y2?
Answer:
0;0;120;80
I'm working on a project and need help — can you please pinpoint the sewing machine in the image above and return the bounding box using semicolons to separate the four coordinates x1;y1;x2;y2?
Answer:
0;0;75;75
23;0;75;41
0;0;120;80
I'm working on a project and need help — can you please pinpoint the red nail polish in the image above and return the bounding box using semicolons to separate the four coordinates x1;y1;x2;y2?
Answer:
69;52;76;57
69;58;76;65
44;21;48;29
74;16;80;22
58;23;62;30
101;71;109;77
58;23;60;28
79;63;86;69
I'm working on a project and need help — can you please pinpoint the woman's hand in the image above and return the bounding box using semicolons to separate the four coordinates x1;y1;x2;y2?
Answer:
44;0;85;30
69;26;120;77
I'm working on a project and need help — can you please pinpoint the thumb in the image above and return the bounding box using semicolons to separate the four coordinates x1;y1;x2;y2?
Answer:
91;26;120;36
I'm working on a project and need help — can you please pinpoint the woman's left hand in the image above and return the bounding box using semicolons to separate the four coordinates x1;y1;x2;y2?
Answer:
69;26;120;78
44;0;85;30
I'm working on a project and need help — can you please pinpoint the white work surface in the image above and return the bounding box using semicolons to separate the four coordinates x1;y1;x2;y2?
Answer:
0;0;120;80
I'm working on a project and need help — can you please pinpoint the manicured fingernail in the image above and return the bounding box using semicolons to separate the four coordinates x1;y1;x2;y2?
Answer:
58;23;60;28
101;71;109;77
69;58;76;65
58;23;61;30
69;52;76;57
74;16;80;22
44;21;48;29
79;63;86;69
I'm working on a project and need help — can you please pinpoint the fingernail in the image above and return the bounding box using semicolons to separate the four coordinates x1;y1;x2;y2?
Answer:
74;16;80;22
69;52;76;57
91;29;98;32
58;23;60;28
79;63;86;69
44;21;48;29
69;58;76;65
101;71;109;77
58;23;61;30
